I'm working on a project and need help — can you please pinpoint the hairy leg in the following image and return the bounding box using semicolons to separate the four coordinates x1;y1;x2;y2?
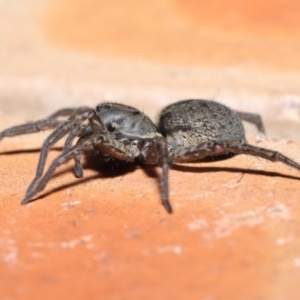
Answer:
235;111;266;135
0;119;64;142
171;140;300;171
47;106;91;119
63;124;92;178
170;142;215;163
145;137;172;213
226;143;300;171
22;136;100;204
0;107;94;142
25;109;95;196
22;131;139;205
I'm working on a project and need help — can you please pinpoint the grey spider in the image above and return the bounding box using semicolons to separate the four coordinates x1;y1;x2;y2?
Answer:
0;99;299;213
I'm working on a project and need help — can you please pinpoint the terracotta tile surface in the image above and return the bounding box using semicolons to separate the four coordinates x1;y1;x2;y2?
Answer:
0;1;300;299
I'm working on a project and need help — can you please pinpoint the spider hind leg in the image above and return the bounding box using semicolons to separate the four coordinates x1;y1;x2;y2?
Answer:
226;143;300;171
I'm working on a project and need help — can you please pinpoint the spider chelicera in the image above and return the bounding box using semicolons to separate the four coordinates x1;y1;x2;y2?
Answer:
0;99;299;213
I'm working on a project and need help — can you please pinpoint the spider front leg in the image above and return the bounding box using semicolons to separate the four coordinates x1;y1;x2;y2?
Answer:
0;118;64;142
63;124;92;178
21;131;138;205
25;110;95;196
71;113;135;179
47;106;91;119
0;108;92;142
22;136;100;204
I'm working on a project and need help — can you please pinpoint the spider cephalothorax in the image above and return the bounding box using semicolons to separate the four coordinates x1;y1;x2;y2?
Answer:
1;99;299;213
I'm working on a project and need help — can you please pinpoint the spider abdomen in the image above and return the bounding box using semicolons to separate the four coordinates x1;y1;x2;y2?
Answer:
158;99;246;147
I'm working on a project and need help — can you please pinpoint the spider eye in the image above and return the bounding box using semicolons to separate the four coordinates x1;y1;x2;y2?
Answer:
133;111;140;116
96;104;111;112
106;123;115;132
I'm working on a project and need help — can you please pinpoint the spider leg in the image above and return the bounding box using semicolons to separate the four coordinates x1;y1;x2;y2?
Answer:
47;106;91;119
145;137;172;213
235;111;266;135
63;124;92;178
73;152;84;178
25;109;95;196
172;141;300;172
21;130;138;205
171;142;215;163
63;125;88;153
159;141;171;213
65;110;110;178
22;136;101;204
225;143;300;171
0;107;93;142
0;119;64;142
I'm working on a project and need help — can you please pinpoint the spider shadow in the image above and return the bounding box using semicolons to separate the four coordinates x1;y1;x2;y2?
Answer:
142;153;300;197
2;149;299;204
135;154;240;186
26;155;139;203
34;152;300;203
171;154;300;181
83;155;138;178
0;147;139;203
0;147;63;155
32;156;163;203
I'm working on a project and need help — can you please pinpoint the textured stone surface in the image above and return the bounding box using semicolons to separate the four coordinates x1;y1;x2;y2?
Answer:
0;1;300;299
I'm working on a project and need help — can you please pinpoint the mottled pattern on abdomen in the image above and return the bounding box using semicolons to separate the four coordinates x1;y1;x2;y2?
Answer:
158;99;246;147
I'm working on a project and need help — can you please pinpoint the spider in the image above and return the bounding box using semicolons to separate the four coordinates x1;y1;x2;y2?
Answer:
0;99;299;214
